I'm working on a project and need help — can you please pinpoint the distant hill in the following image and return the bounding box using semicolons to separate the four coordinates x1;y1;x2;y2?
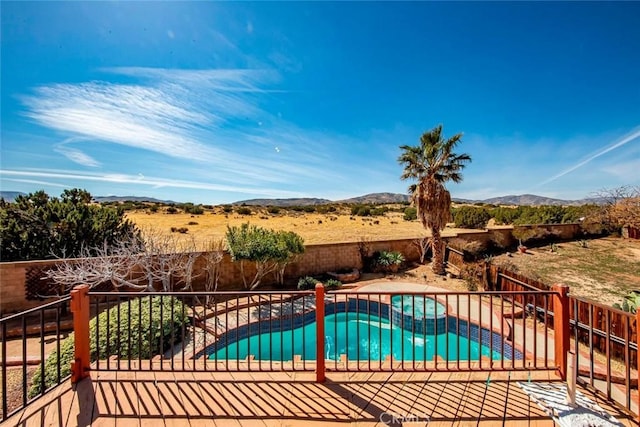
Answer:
232;198;332;206
94;196;177;204
340;192;410;204
0;191;26;202
233;192;604;207
480;194;585;206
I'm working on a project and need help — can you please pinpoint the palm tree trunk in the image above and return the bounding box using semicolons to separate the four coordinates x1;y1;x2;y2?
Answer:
431;229;445;275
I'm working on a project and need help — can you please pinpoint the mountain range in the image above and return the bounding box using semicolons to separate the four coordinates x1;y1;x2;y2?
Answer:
1;191;603;207
235;192;603;206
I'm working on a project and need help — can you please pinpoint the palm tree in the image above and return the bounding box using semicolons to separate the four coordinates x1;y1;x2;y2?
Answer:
398;125;471;275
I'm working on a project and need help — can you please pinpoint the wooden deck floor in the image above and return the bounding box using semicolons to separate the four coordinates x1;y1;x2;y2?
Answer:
5;369;636;426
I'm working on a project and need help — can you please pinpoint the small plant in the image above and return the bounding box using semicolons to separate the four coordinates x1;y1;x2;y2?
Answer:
324;279;342;290
187;221;198;225
613;291;640;314
170;227;189;233
460;263;482;291
373;250;405;273
236;207;252;215
297;276;319;290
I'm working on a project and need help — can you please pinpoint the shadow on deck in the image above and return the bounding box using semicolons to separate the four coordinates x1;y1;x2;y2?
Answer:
5;370;636;426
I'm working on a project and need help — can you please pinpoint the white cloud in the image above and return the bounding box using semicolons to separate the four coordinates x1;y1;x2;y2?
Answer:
537;126;640;187
0;169;306;197
54;143;101;168
2;178;70;189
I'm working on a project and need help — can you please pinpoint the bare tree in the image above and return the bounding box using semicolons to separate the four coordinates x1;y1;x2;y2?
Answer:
586;186;640;232
201;238;225;307
44;228;203;295
43;234;149;295
412;236;431;264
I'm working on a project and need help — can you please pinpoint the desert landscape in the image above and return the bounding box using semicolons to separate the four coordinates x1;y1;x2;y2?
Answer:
126;206;473;247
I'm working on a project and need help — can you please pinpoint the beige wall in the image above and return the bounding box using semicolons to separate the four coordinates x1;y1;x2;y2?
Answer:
0;223;583;315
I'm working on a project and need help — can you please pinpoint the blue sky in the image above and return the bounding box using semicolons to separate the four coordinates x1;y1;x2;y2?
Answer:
1;2;639;204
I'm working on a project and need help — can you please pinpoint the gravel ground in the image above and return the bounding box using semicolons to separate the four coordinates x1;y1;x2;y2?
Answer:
0;366;36;418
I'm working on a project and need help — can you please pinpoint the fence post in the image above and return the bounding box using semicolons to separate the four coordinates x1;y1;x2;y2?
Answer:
70;284;91;384
637;310;640;422
553;284;570;380
315;283;325;383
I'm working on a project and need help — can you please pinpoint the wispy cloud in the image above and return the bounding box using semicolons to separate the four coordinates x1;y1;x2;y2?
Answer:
537;126;640;187
54;138;101;167
0;168;305;197
2;178;70;189
20;66;346;189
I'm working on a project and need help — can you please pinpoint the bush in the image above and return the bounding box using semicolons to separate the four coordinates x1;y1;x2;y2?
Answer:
187;221;198;225
267;206;280;214
613;291;640;314
170;227;189;233
297;276;319;290
222;205;233;213
226;224;305;289
373;251;405;272
236;207;252;215
29;296;188;397
403;207;417;221
324;279;342;290
452;206;490;229
0;189;139;262
185;205;204;215
166;206;178;214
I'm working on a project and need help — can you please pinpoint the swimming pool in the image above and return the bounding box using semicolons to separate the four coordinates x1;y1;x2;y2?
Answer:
391;295;446;319
210;311;508;362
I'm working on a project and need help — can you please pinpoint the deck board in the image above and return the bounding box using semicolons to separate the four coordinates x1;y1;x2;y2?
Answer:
3;369;636;427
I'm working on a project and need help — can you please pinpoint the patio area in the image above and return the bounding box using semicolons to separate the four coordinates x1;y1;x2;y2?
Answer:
5;366;636;426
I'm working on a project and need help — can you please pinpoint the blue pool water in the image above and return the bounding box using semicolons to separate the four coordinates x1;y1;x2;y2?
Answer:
210;312;504;362
391;295;446;319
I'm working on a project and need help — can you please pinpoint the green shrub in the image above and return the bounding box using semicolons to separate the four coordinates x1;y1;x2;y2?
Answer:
373;251;405;272
222;205;233;213
267;206;280;214
613;291;640;314
403;207;417;221
166;206;178;214
297;276;319;290
452;206;490;229
324;279;342;290
30;296;188;397
236;207;252;215
184;205;204;215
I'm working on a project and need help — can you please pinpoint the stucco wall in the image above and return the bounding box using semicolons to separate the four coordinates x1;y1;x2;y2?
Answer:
0;223;583;315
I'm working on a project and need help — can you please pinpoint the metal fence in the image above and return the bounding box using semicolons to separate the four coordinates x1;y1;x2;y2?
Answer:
83;288;561;376
570;297;637;415
1;297;71;422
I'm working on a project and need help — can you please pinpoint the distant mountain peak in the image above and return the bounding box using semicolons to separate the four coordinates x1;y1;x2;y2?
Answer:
232;192;600;207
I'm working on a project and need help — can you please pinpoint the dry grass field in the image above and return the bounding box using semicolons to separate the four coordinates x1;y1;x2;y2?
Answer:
126;207;470;248
493;236;640;305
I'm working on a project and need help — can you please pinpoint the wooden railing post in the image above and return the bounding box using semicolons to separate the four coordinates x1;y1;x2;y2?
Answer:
637;309;640;422
70;285;90;383
553;284;570;380
315;283;325;383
